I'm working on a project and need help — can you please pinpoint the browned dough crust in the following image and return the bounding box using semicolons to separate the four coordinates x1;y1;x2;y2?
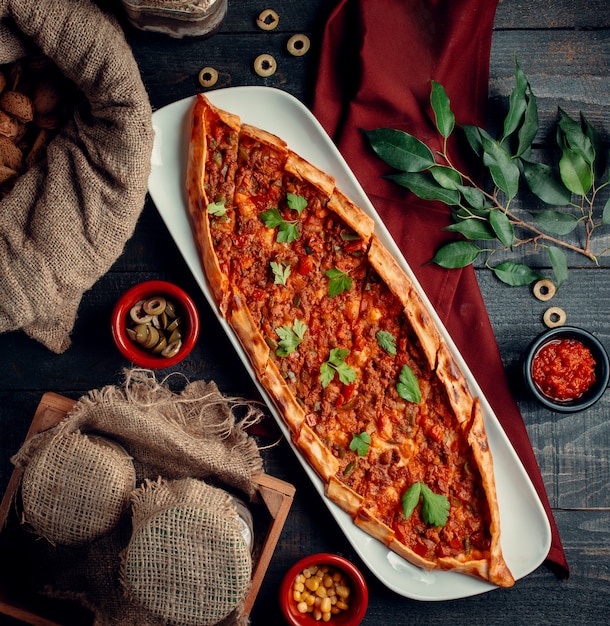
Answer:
187;95;515;589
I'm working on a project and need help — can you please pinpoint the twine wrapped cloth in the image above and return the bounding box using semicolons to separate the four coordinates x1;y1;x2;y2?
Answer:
0;0;153;353
313;0;568;576
11;369;264;625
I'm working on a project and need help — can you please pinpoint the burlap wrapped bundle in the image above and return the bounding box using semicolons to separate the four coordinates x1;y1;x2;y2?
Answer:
20;432;136;546
0;0;153;353
11;369;264;625
121;478;252;626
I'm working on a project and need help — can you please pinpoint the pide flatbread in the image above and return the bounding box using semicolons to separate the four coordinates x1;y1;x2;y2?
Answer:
186;93;514;588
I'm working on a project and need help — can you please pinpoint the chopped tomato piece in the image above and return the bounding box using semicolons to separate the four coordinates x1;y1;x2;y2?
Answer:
412;542;429;558
298;254;315;275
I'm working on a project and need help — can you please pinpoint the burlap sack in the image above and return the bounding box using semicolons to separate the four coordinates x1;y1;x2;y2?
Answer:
20;433;136;546
11;369;264;625
121;478;253;626
0;0;154;353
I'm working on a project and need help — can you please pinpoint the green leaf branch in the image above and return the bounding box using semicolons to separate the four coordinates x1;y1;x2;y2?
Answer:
365;61;610;287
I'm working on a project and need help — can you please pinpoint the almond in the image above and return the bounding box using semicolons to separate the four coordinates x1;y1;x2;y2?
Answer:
0;110;19;138
0;91;34;124
0;164;17;185
0;136;23;171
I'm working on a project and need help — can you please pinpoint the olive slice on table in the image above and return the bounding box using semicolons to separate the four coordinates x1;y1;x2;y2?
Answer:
257;9;279;31
254;54;277;77
287;34;311;57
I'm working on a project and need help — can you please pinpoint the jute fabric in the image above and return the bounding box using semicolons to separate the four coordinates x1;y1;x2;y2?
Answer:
11;369;264;625
0;0;153;353
121;478;252;626
20;432;135;546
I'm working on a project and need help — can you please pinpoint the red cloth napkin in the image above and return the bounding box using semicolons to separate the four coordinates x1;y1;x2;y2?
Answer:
313;0;568;577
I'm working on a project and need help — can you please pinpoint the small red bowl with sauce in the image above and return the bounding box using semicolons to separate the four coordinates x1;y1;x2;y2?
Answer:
524;326;609;413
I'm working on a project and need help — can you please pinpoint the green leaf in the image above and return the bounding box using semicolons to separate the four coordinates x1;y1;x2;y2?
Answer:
420;483;450;527
260;207;284;228
481;135;521;198
277;221;300;243
320;348;357;388
558;108;595;166
402;483;450;527
559;148;593;196
489;210;515;247
603;196;610;225
349;432;371;457
430;165;462;189
430;80;455;139
275;319;307;357
492;261;542;286
547;246;568;287
287;192;307;214
462;124;484;157
532;210;578;235
319;362;336;388
502;59;528;142
260;208;300;243
326;267;353;297
401;483;421;520
582;113;607;178
456;184;490;211
270;261;291;285
376;330;397;356
387;172;461;205
207;201;227;216
396;365;421;404
432;241;482;268
516;90;539;157
444;218;496;241
364;128;435;172
521;159;572;206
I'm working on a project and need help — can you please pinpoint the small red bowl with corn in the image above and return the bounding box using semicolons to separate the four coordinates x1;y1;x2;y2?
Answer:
279;553;368;625
111;280;200;369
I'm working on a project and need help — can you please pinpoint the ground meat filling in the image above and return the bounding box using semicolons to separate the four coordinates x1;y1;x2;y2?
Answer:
206;128;495;570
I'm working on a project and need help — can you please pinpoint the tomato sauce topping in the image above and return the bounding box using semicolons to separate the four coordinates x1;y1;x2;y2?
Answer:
532;338;597;402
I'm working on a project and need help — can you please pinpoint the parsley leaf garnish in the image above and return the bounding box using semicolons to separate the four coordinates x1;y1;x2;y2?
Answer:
320;348;357;388
260;208;300;243
275;319;307;357
325;267;353;297
207;201;227;216
396;364;421;403
402;482;450;527
349;432;371;456
376;330;397;356
270;261;291;285
287;192;307;214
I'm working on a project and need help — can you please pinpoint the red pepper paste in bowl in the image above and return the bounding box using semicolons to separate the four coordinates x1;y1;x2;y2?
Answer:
532;338;596;401
524;326;609;413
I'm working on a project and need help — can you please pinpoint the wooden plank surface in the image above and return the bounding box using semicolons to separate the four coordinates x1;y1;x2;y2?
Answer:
0;0;609;624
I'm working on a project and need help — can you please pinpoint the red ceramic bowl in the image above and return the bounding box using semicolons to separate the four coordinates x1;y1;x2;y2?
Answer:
279;553;368;626
111;280;200;369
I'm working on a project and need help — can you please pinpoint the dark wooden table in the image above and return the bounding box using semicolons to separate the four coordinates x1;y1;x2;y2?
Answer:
1;0;609;623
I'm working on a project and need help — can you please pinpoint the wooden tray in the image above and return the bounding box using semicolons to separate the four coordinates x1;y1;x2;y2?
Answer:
0;392;295;625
